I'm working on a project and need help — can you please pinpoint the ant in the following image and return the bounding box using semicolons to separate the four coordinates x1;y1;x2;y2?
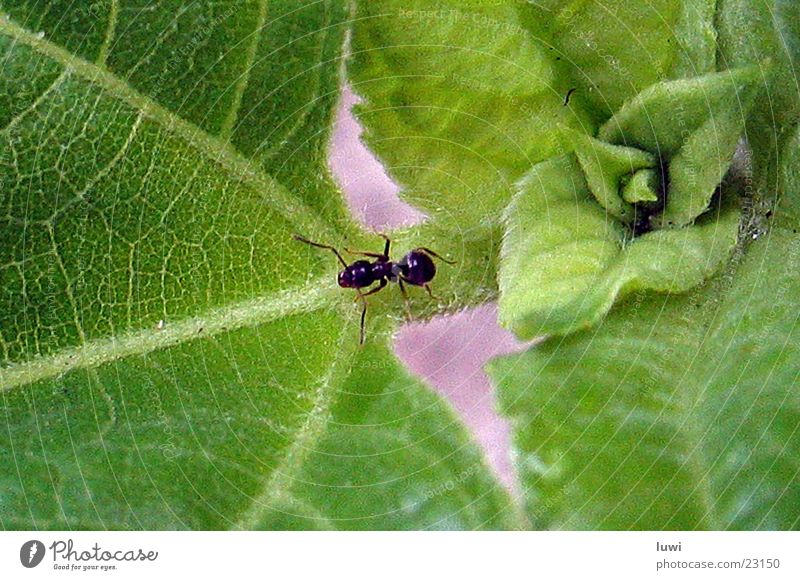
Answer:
293;233;455;344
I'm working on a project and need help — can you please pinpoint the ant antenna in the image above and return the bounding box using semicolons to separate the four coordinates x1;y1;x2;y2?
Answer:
293;234;347;267
417;247;456;264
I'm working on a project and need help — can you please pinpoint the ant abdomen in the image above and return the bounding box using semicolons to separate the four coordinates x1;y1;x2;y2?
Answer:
397;251;436;286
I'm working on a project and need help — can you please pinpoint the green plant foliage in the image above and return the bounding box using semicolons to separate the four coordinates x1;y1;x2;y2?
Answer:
717;0;800;191
621;169;659;204
497;155;739;339
600;67;762;227
253;338;521;530
498;64;763;340
1;0;353;228
0;9;515;530
488;126;800;530
519;0;718;120
349;0;592;231
4;0;800;533
561;126;656;222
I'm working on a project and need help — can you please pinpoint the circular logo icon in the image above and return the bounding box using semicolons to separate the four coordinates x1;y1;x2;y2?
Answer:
20;540;46;568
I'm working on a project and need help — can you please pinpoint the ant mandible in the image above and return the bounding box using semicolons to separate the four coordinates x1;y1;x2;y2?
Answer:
292;233;455;344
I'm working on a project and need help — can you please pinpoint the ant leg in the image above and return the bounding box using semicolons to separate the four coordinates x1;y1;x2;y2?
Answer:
355;290;368;345
345;249;385;259
423;284;440;300
416;247;456;264
293;234;347;267
398;278;412;321
359;301;367;345
345;234;392;259
361;278;387;298
379;234;391;258
354;281;386;344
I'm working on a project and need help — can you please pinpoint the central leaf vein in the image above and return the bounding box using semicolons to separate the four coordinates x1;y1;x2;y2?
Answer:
0;278;339;392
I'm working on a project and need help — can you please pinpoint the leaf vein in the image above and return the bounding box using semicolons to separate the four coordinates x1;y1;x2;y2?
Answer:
220;0;269;140
96;0;119;66
0;69;68;135
0;16;338;241
0;279;338;392
233;317;356;530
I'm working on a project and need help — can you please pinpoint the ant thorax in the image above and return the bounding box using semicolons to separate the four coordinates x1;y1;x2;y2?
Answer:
389;263;404;282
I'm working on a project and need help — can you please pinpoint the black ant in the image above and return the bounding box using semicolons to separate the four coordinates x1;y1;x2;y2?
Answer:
293;233;454;344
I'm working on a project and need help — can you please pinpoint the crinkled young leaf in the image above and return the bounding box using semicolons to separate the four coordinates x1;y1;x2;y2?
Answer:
600;67;762;227
669;0;718;77
519;0;718;121
488;127;800;530
0;13;515;530
562;126;656;222
621;168;659;203
498;155;739;339
349;0;590;231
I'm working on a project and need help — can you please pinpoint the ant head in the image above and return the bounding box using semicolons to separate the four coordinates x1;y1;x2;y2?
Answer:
338;260;373;289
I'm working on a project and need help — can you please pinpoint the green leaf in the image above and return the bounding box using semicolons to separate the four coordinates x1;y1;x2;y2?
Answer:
562;126;656;222
497;66;765;340
621;168;659;204
2;324;517;530
497;155;740;339
349;0;591;231
251;339;521;530
0;12;514;529
776;0;800;70
599;67;762;227
519;0;718;121
1;0;352;227
487;127;800;530
717;0;800;190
